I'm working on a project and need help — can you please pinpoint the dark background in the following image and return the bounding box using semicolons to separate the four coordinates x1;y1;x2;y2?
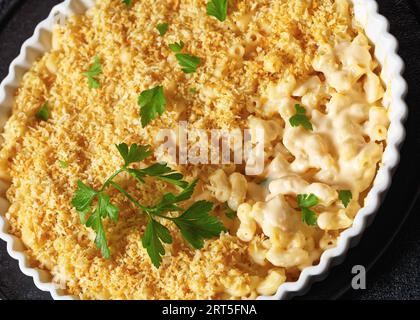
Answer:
0;0;419;300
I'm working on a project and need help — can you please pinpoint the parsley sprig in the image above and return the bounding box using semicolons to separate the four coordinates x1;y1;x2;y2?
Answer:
206;0;228;22
289;104;313;131
122;0;132;6
84;56;102;89
72;143;225;267
297;194;319;226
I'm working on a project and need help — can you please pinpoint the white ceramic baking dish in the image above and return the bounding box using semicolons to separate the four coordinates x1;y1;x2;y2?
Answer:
0;0;408;300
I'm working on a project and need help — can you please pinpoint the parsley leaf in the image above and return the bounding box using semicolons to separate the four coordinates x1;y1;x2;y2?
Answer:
72;182;119;258
297;194;319;208
142;218;173;268
168;41;200;74
173;201;226;249
339;190;352;208
301;207;318;226
96;193;119;222
116;143;152;166
189;87;197;94
156;23;169;36
86;209;110;259
169;41;185;53
158;173;189;189
128;163;189;189
224;202;236;220
206;0;228;22
175;53;201;74
289;104;313;131
58;160;68;168
36;102;49;121
297;193;319;226
258;178;268;185
122;0;132;6
84;56;102;89
151;179;199;214
138;86;167;127
168;178;198;202
72;180;97;215
128;163;171;182
139;163;173;176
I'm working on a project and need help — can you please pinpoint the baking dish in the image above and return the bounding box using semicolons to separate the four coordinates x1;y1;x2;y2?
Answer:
0;0;408;300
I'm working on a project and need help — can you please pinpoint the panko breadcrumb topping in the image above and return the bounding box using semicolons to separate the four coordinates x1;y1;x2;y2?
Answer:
0;0;374;299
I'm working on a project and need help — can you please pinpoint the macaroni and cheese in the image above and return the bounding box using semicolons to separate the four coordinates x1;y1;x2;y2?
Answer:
0;0;389;299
